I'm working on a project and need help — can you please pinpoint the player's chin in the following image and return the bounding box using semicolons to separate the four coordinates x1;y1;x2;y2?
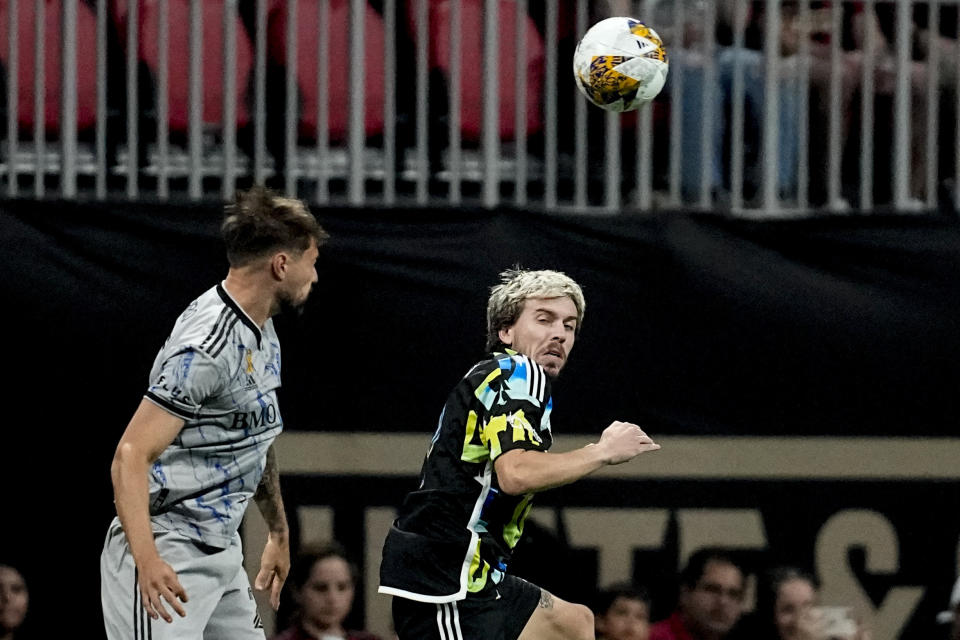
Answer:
540;360;564;378
291;285;313;307
277;292;307;317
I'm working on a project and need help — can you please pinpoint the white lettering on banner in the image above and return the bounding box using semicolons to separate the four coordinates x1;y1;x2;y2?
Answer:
816;510;923;640
297;505;334;548
677;509;767;565
564;509;670;585
250;435;950;638
356;507;924;640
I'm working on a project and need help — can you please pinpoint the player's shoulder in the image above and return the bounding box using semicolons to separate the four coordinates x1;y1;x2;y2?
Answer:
465;349;550;404
463;350;529;379
497;350;548;383
167;286;238;357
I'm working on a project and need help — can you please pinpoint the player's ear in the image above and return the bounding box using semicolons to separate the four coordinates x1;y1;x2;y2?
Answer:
498;326;513;346
270;252;288;280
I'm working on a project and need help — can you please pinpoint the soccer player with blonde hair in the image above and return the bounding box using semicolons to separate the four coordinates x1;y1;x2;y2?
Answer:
379;268;660;640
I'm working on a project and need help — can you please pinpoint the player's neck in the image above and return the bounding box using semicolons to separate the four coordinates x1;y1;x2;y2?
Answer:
222;271;273;328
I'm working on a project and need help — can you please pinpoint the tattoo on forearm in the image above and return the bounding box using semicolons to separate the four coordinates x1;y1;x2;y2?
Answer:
254;445;287;531
538;590;554;610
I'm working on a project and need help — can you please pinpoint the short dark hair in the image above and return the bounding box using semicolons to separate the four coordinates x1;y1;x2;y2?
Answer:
288;541;356;590
679;548;745;589
221;186;328;267
590;582;650;617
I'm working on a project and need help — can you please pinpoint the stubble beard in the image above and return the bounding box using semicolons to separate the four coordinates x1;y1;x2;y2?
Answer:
275;289;308;318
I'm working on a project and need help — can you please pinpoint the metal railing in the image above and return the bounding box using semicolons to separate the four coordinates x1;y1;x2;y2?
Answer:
0;0;958;215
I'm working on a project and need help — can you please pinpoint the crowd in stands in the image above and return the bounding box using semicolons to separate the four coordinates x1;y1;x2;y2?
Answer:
1;1;957;209
264;542;957;640
597;0;960;209
6;539;958;640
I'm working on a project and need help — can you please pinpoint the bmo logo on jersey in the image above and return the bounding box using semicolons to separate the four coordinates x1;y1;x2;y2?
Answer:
230;402;279;430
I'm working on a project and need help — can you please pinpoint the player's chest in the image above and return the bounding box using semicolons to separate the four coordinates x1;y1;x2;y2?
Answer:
228;340;281;389
211;341;283;423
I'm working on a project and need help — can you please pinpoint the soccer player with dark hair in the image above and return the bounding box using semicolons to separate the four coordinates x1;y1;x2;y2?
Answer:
100;186;328;640
379;268;661;640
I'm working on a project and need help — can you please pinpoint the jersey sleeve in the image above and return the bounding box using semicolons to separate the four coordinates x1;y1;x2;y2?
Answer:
144;346;225;420
476;355;552;461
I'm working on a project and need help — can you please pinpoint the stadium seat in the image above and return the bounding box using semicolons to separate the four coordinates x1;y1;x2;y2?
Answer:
112;0;254;135
0;0;99;135
408;0;545;142
266;0;386;143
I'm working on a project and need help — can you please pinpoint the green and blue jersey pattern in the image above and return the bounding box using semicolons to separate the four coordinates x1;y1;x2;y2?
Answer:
379;349;554;603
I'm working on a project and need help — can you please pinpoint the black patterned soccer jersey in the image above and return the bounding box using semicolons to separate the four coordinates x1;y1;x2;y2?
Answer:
379;349;554;603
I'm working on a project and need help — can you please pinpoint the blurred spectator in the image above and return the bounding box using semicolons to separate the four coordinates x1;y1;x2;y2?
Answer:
644;0;733;202
849;1;946;205
731;565;870;640
716;1;860;206
270;543;381;640
0;564;29;640
591;583;652;640
650;548;747;640
640;0;816;204
937;576;960;640
915;6;960;89
645;0;934;208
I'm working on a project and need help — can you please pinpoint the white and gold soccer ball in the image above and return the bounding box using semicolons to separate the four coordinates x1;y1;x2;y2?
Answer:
573;17;669;113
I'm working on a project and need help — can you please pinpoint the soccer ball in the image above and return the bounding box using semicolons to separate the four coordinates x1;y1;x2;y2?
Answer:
573;17;669;113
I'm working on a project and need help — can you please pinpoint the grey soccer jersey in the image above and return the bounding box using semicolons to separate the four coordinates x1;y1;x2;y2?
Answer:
143;283;283;549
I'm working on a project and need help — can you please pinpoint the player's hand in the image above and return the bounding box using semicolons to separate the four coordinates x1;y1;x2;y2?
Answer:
596;421;660;465
254;532;290;611
137;555;188;623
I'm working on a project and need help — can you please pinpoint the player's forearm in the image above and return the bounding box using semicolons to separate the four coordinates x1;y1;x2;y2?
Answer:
253;444;289;537
495;446;608;495
111;443;161;566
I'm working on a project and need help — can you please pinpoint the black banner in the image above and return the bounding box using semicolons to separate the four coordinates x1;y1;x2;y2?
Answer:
1;198;958;639
273;470;959;640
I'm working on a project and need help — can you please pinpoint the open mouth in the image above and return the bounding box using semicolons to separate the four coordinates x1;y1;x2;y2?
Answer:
543;347;565;361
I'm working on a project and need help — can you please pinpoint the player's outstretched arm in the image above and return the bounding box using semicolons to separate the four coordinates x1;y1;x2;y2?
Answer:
494;421;660;495
111;398;189;623
253;443;290;611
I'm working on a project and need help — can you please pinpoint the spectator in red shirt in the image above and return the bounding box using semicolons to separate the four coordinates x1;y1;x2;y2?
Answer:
650;549;746;640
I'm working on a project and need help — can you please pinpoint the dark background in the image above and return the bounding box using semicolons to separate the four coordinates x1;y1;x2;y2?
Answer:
1;198;958;637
